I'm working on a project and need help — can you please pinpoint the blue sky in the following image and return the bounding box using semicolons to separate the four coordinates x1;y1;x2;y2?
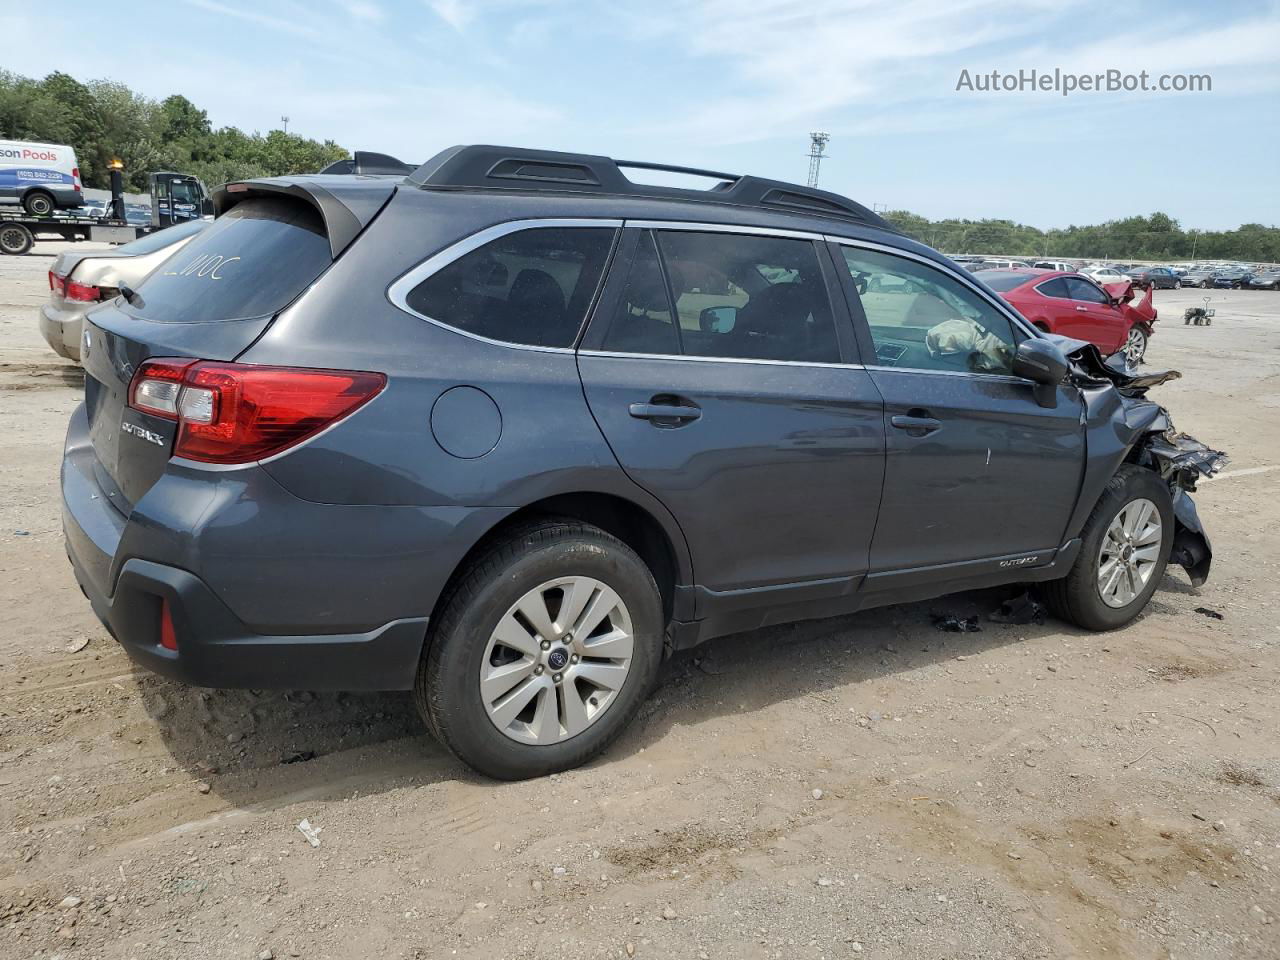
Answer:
3;0;1278;229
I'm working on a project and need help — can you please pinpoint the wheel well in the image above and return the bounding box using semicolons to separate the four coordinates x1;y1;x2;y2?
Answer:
440;493;681;627
1032;320;1050;332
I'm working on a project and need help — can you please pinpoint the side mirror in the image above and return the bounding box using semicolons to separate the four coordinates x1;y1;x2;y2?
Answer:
699;305;738;333
1012;339;1069;408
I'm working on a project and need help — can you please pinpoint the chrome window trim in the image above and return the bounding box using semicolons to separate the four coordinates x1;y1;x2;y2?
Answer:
385;217;624;353
579;349;864;371
824;234;1040;340
623;219;828;242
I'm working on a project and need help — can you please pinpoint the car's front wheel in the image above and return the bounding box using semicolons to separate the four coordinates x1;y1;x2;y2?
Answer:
1123;325;1148;365
1043;465;1173;631
1173;280;1182;289
416;519;664;780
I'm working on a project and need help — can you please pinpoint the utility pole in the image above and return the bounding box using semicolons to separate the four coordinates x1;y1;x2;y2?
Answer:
806;132;829;188
281;115;290;134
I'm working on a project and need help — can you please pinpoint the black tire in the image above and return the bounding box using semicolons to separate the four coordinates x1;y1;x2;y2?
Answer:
22;190;54;216
1043;465;1173;631
0;223;34;256
1173;280;1181;290
416;519;664;780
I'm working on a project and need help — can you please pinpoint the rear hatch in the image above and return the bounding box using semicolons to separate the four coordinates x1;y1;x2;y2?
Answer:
81;181;393;514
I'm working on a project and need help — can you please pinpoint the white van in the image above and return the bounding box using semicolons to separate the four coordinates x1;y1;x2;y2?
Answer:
0;140;84;216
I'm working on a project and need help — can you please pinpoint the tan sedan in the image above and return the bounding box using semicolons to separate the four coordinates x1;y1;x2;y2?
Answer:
39;219;206;361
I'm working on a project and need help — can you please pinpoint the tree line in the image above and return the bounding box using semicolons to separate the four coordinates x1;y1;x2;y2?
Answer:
2;71;1275;262
883;210;1280;264
0;71;347;193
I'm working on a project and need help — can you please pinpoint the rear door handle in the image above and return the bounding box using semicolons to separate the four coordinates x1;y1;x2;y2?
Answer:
629;402;701;424
1076;305;1089;311
890;414;942;435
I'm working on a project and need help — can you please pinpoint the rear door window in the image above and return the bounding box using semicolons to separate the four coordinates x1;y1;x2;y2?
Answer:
601;230;840;363
404;227;616;348
126;197;331;323
1036;277;1071;298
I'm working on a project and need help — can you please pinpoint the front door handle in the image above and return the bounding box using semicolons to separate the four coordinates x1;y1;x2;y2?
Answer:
890;413;942;436
1076;305;1089;311
629;401;702;425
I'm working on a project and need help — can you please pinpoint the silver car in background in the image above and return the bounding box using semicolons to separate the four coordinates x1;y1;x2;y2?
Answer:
39;219;207;361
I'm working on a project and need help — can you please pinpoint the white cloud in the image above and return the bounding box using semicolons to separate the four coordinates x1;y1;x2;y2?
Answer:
428;0;475;31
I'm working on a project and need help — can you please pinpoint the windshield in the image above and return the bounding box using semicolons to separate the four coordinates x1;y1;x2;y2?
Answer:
125;197;330;323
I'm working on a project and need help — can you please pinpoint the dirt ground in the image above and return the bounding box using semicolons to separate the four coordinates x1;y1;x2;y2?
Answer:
1;242;1277;960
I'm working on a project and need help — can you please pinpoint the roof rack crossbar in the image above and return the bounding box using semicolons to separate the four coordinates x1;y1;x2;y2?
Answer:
406;145;892;231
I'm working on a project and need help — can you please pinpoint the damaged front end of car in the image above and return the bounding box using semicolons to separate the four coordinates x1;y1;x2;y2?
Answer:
1047;336;1227;587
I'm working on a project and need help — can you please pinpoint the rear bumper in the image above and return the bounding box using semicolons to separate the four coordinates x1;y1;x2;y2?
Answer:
39;301;83;360
61;450;428;689
59;403;503;691
65;546;428;690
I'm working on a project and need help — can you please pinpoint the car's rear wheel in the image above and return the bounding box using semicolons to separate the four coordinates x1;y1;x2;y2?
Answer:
22;190;54;216
416;519;664;780
1043;465;1173;631
1123;326;1148;365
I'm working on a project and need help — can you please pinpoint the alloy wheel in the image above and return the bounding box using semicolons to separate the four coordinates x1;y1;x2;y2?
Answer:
1097;498;1162;608
479;576;634;745
1124;327;1146;365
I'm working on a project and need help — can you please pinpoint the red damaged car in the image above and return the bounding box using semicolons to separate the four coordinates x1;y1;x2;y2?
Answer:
979;269;1157;364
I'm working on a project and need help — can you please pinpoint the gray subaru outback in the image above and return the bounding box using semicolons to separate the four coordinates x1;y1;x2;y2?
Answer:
62;145;1223;779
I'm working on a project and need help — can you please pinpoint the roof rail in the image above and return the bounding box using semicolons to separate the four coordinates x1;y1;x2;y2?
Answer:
406;145;893;230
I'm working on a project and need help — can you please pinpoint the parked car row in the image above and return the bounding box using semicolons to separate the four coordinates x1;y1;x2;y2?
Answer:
43;144;1226;779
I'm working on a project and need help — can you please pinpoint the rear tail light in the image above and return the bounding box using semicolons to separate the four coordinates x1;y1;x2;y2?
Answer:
65;280;103;302
48;271;66;295
72;166;82;190
128;359;386;464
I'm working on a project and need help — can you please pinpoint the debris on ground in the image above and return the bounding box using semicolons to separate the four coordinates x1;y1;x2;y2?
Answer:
1194;606;1225;620
931;613;980;633
296;818;322;848
989;592;1047;626
64;637;90;653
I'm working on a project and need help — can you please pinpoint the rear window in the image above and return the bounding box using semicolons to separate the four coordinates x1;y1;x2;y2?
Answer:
126;197;330;323
979;271;1033;292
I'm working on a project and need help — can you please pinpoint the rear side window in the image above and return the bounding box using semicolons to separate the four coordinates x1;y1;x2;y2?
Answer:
405;227;616;348
127;197;330;323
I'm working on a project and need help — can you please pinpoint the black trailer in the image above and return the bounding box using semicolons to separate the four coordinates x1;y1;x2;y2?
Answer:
0;209;141;255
